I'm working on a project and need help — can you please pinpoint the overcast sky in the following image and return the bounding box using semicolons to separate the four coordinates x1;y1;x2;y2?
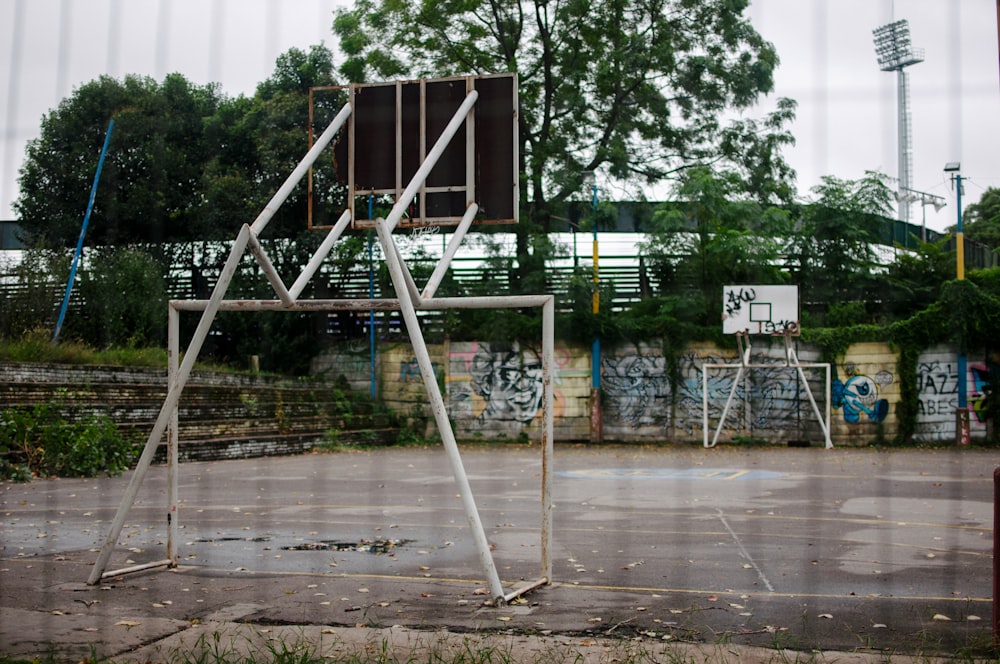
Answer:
2;0;998;233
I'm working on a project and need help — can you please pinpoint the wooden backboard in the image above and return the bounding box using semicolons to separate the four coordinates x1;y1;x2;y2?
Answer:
722;285;799;335
309;74;518;231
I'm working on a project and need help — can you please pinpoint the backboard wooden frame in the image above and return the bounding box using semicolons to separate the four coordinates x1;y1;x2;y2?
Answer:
308;74;518;231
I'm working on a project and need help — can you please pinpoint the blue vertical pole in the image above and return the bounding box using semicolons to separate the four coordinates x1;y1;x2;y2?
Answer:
590;183;600;392
368;196;376;400
52;119;114;344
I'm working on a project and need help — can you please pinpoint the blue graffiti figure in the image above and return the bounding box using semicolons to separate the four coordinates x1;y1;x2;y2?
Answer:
832;375;889;423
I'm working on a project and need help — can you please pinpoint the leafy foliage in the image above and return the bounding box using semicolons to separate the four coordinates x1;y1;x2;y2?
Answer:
15;46;341;248
0;247;67;338
961;186;1000;250
67;246;169;348
787;171;894;326
0;398;137;480
333;0;798;293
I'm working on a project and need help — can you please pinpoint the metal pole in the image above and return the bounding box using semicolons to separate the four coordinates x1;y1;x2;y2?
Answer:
540;296;555;582
590;183;602;443
166;304;179;567
955;172;970;445
89;226;251;584
375;219;505;604
53;119;114;344
368;196;376;400
994;466;999;646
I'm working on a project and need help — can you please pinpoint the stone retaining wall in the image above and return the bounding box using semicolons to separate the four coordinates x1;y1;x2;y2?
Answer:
0;364;391;461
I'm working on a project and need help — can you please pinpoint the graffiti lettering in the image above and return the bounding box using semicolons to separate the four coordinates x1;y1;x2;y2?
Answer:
602;354;671;429
724;287;756;316
918;398;956;416
913;356;998;441
916;361;959;395
762;319;797;334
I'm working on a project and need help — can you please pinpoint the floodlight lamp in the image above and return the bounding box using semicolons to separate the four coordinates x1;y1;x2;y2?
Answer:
932;200;947;213
943;162;961;172
872;19;922;71
582;170;595;188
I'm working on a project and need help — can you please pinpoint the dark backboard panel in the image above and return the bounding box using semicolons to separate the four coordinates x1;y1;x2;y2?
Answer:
312;74;518;230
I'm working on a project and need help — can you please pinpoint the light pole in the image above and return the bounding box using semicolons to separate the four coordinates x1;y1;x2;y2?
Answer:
899;187;946;242
944;161;969;445
583;170;602;443
873;19;924;223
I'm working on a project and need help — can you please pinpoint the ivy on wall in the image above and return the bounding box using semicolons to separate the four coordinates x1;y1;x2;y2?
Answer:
799;278;1000;444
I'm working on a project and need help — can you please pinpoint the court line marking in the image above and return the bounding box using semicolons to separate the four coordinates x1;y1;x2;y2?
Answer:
716;508;774;592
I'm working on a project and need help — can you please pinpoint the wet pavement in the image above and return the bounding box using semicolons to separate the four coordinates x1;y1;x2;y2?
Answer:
0;444;996;661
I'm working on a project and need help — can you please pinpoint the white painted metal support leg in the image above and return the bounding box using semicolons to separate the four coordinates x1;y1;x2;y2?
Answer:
88;226;251;585
250;102;352;236
540;296;555;582
376;219;505;604
166;305;179;567
422;203;478;299
788;347;834;449
289;209;353;301
708;365;744;448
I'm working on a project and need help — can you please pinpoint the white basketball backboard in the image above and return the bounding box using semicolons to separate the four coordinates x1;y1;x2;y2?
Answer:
722;285;799;335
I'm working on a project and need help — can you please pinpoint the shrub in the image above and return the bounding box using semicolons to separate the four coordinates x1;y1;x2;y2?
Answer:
0;401;137;480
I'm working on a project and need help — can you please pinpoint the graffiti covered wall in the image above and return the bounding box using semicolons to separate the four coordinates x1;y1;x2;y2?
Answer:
598;341;829;443
311;339;994;445
913;344;997;442
830;342;898;442
447;341;590;440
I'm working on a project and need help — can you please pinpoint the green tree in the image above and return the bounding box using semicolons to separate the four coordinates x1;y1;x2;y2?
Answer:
204;45;343;239
962;186;1000;250
787;171;895;326
333;0;797;279
639;168;790;330
15;74;224;247
884;237;953;321
0;247;68;338
16;46;341;248
67;247;168;348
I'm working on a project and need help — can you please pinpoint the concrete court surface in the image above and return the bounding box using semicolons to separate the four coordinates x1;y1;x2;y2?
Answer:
0;443;996;661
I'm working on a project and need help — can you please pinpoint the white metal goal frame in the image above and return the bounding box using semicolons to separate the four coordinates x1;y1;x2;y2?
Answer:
701;330;833;449
87;76;555;608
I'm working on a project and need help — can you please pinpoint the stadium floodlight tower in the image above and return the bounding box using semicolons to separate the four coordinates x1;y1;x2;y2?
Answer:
872;19;924;223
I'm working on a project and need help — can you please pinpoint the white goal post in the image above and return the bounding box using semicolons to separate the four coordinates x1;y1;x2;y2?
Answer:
87;75;554;608
704;286;832;449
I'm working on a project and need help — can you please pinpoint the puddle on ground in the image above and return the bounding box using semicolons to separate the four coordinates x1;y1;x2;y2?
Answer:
281;538;412;554
194;536;273;543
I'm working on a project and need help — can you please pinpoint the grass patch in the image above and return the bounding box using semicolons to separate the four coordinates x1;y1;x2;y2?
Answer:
0;329;228;371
